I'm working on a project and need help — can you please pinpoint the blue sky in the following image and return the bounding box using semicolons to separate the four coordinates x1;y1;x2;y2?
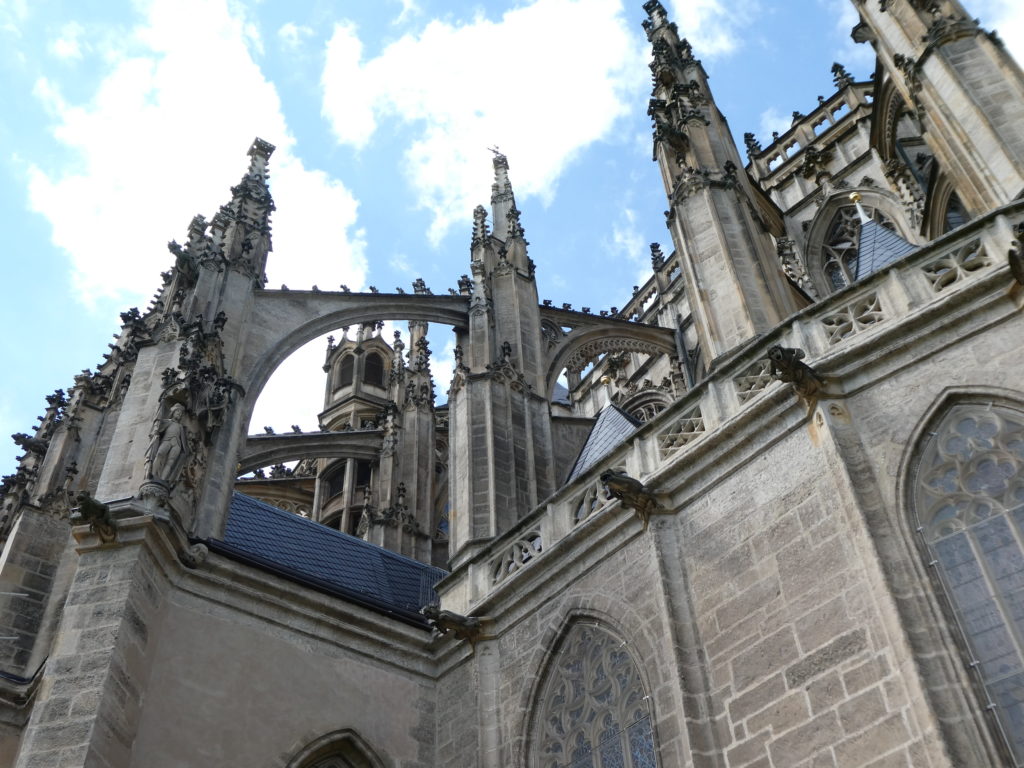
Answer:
1;0;1022;473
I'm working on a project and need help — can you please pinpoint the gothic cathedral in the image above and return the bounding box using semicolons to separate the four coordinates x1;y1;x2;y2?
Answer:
2;1;1024;765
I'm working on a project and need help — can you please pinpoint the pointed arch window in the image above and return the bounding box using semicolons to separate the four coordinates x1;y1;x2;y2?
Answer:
533;622;657;768
337;356;354;388
911;403;1024;764
364;352;385;387
287;728;385;768
821;205;894;291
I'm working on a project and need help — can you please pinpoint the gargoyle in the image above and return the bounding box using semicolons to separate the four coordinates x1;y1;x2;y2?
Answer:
600;469;660;528
72;491;117;543
1009;229;1024;286
179;542;209;569
767;345;824;398
11;433;49;456
421;604;483;643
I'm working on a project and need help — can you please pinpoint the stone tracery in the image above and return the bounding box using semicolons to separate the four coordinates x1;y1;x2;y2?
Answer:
912;403;1024;763
533;622;657;768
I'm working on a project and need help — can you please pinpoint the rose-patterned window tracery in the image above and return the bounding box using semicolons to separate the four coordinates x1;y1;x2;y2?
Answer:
912;403;1024;764
821;205;895;291
534;622;657;768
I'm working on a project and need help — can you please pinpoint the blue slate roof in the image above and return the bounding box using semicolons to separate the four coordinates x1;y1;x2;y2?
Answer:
566;405;641;484
208;493;447;627
855;219;917;280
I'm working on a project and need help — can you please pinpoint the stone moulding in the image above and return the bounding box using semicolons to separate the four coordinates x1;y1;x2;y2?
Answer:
458;200;1024;608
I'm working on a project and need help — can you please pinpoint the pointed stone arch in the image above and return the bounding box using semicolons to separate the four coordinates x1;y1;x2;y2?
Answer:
284;728;387;768
241;291;468;421
525;615;659;768
896;386;1024;765
542;323;677;401
804;188;916;295
194;291;467;537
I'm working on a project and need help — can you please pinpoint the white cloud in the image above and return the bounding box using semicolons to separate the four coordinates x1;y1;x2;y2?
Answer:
50;21;85;60
607;207;651;290
973;0;1024;65
321;0;647;245
389;253;413;276
666;0;759;57
759;107;792;140
393;0;421;25
249;334;333;434
26;0;367;433
278;21;313;50
28;0;366;308
824;0;875;73
0;0;27;35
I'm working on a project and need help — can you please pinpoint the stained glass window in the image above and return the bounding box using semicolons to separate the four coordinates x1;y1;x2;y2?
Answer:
912;404;1024;764
534;622;658;768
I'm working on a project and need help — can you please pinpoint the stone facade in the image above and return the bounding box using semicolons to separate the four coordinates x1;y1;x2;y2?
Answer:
2;0;1024;765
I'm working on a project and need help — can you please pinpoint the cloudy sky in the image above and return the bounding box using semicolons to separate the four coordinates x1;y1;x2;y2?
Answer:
1;0;1021;473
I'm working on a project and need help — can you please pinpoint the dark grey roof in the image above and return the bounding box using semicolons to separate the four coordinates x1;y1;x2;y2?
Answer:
566;405;641;483
208;493;447;627
855;219;917;280
552;381;571;405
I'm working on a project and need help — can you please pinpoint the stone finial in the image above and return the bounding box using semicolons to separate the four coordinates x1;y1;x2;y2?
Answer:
650;242;665;270
490;151;511;200
743;132;762;157
506;206;526;241
248;137;276;161
831;62;854;89
471;205;490;248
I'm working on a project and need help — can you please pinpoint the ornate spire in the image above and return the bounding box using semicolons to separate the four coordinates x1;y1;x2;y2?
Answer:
217;138;277;283
506;205;526;241
642;1;673;38
471;205;490;249
489;151;516;241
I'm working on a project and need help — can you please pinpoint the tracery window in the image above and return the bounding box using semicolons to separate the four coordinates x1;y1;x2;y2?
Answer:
821;205;894;291
912;403;1024;764
534;622;657;768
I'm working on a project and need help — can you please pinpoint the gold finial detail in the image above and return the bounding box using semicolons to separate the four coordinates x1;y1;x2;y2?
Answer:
849;191;862;203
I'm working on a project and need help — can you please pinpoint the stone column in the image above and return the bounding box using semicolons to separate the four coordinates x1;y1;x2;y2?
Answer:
13;512;172;768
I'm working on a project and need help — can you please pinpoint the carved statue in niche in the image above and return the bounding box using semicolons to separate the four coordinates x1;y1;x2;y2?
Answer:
144;402;189;486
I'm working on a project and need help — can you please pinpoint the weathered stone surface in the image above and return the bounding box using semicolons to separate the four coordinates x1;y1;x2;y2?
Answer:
786;630;868;689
